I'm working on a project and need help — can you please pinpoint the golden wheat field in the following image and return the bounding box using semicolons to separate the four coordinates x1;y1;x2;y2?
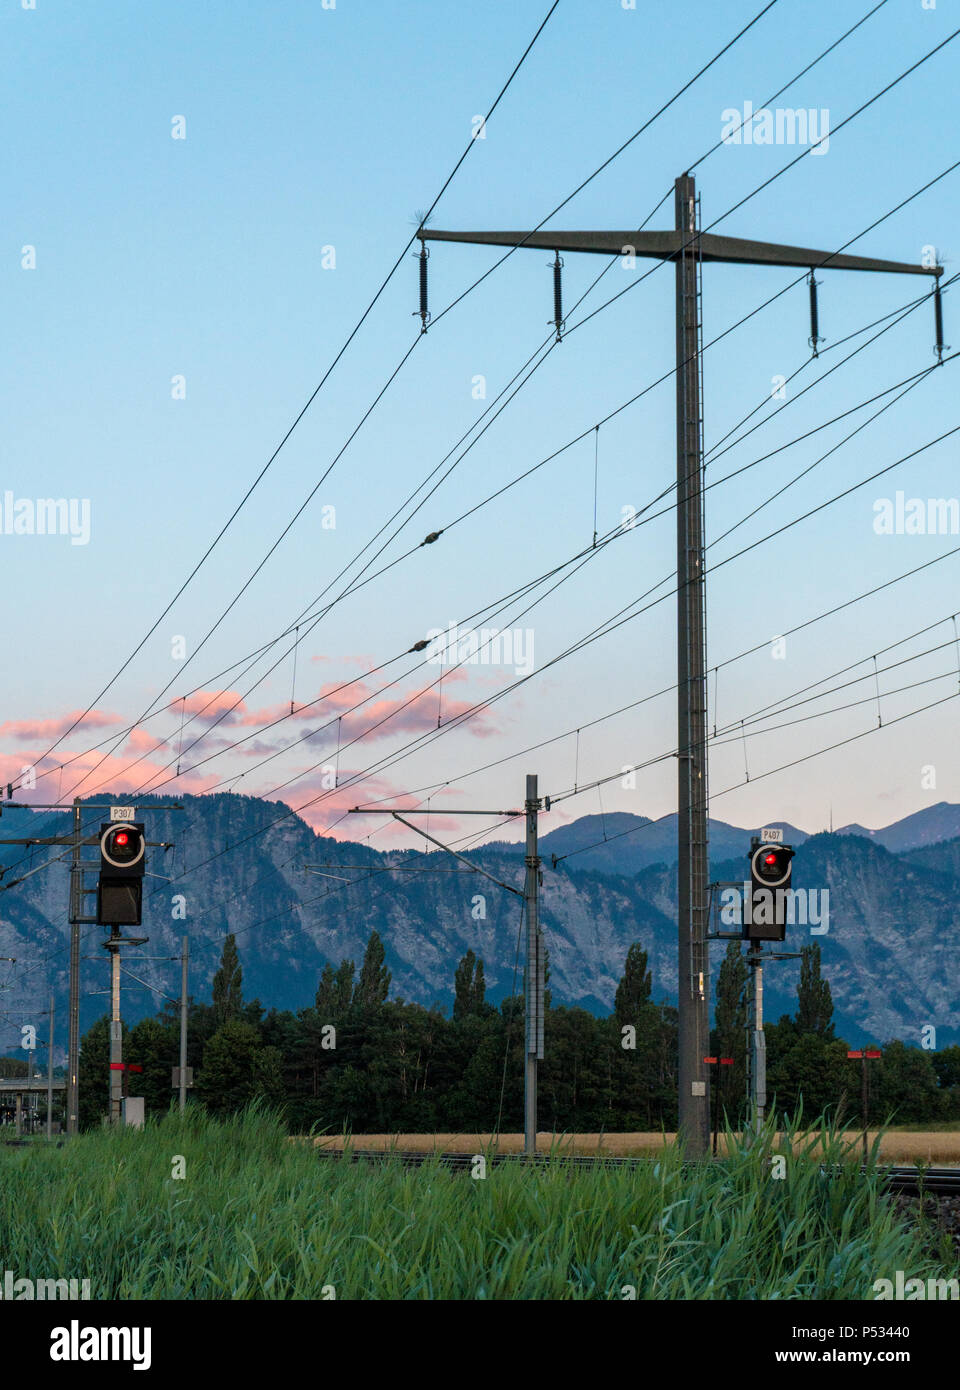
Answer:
310;1130;960;1165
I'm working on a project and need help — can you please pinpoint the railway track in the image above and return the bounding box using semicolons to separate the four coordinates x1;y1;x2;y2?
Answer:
882;1165;960;1197
316;1148;960;1196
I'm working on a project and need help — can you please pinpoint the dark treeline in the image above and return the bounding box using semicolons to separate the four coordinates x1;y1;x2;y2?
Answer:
75;933;960;1132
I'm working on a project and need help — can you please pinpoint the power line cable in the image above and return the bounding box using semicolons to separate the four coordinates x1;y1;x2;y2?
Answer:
15;134;954;820
11;0;564;789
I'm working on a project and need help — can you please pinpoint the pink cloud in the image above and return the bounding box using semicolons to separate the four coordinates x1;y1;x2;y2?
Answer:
172;690;248;722
0;748;219;802
124;728;158;754
0;709;120;743
275;773;469;847
239;678;370;728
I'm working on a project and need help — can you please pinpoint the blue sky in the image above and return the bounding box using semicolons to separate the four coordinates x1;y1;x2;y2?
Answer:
3;0;959;848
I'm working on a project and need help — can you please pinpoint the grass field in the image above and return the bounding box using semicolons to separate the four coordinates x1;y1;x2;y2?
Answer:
312;1130;960;1165
1;1108;955;1299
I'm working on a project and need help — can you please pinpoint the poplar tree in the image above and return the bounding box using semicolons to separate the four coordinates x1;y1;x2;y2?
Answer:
212;934;243;1026
453;949;486;1020
796;943;834;1037
354;931;391;1011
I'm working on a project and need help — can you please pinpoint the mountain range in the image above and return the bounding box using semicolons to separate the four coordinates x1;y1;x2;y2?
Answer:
0;794;957;1052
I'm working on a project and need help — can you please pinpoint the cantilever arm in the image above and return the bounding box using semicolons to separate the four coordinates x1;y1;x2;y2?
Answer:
419;227;940;276
390;812;523;896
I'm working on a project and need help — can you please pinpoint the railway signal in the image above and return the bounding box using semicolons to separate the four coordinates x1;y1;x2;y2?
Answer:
743;836;795;942
97;817;147;1124
97;821;146;927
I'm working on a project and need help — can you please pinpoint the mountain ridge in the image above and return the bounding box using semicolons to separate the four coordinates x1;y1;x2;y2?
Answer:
0;793;957;1050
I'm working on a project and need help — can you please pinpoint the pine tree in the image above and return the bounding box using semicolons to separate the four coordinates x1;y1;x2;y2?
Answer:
614;943;652;1028
714;940;747;1053
126;1015;178;1117
77;1015;115;1130
315;962;336;1016
354;931;391;1012
473;957;487;1013
453;949;486;1020
333;960;355;1014
212;934;243;1027
611;943;660;1128
196;1019;262;1116
796;943;834;1037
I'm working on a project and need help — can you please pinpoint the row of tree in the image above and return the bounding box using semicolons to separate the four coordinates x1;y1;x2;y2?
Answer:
72;933;960;1131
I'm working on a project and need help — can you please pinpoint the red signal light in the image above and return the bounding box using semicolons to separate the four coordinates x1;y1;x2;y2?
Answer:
115;831;129;846
763;852;777;865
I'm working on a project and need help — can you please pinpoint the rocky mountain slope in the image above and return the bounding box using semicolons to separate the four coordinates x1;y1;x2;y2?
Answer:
0;794;957;1049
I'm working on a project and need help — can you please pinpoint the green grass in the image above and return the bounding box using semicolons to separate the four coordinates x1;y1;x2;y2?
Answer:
0;1107;954;1300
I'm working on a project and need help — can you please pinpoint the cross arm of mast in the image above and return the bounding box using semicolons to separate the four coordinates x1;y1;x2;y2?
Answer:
418;228;940;277
418;228;679;258
698;232;940;276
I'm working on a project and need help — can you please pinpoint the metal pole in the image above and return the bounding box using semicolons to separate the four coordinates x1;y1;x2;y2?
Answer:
179;936;189;1112
109;939;123;1125
46;995;54;1138
861;1055;869;1162
523;773;543;1157
66;797;82;1135
675;172;710;1155
747;942;766;1130
712;1059;720;1157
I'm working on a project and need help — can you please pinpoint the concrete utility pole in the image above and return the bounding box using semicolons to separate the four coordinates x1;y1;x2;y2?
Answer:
107;934;124;1125
747;942;766;1128
179;936;189;1112
523;774;544;1157
104;927;148;1125
46;995;55;1138
419;176;941;1154
673;174;711;1156
68;798;82;1134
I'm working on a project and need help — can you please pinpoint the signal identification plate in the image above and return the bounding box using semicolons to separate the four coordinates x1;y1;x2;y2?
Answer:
760;827;783;843
110;806;136;821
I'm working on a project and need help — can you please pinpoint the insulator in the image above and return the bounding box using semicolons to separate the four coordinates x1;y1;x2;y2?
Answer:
414;242;430;333
807;270;824;357
934;276;947;363
421;530;442;545
550;251;564;342
410;638;429;652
